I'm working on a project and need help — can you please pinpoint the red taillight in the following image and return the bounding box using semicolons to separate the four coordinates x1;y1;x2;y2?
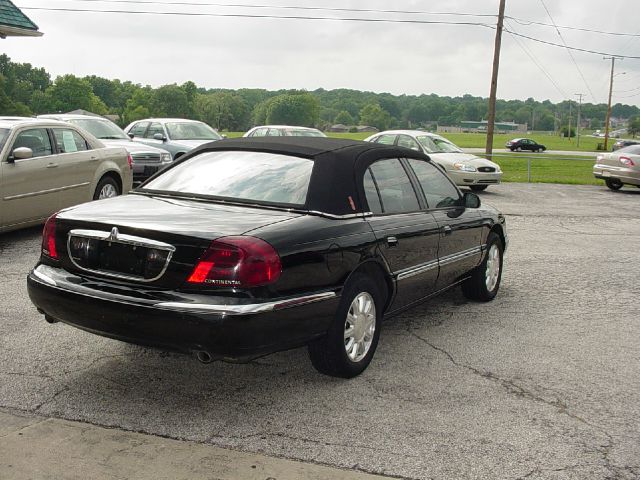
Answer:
620;156;635;167
42;214;58;259
127;154;133;170
187;236;281;288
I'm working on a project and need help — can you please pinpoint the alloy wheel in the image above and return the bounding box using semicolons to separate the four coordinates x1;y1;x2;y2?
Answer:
344;292;376;362
485;244;501;292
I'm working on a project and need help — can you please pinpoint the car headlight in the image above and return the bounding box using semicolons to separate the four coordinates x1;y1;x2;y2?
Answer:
453;163;477;172
160;152;172;164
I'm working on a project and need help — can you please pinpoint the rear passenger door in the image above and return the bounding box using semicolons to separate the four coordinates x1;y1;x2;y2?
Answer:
406;159;484;289
51;127;95;207
363;158;440;312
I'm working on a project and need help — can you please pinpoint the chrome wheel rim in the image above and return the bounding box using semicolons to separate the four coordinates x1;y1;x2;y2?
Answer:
344;292;376;363
99;183;118;199
485;244;501;292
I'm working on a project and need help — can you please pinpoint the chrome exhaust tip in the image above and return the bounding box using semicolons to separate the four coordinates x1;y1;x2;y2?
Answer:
196;351;214;364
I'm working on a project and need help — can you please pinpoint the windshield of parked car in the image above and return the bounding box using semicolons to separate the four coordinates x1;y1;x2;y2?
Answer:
165;122;222;141
69;119;128;140
416;135;463;154
141;150;313;206
0;128;9;152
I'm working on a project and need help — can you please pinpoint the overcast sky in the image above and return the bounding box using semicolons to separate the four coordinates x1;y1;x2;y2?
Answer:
7;0;640;107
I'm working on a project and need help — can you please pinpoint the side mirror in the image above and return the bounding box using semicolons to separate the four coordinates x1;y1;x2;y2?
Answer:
463;192;481;208
221;134;228;139
127;132;134;139
11;147;33;161
153;133;166;142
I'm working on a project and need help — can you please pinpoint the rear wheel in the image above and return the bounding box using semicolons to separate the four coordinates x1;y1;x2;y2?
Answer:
462;232;503;302
308;274;382;378
605;178;623;191
93;176;120;200
470;185;488;192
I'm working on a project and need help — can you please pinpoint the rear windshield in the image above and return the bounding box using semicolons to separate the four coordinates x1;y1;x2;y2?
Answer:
141;150;313;206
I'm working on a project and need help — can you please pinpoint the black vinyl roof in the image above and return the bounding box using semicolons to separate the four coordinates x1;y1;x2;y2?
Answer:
174;137;432;216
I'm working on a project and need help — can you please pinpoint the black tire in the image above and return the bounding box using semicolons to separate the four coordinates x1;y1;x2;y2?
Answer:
308;274;382;378
470;185;488;192
516;146;522;152
605;178;623;191
462;232;504;302
93;176;121;200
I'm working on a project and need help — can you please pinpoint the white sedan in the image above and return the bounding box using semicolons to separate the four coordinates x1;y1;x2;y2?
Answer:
365;130;502;191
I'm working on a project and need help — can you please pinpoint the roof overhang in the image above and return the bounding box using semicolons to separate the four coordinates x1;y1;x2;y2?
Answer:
0;25;43;38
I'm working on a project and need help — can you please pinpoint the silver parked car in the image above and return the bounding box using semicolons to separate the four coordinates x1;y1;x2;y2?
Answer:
365;130;502;191
0;118;132;233
38;114;172;183
124;118;224;160
593;144;640;191
244;125;326;138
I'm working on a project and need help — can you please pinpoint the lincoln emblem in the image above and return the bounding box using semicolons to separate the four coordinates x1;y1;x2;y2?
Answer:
108;227;119;242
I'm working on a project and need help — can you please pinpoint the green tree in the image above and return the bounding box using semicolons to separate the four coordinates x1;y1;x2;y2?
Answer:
359;103;391;130
265;93;320;127
334;110;354;125
151;84;191;118
195;92;250;131
45;75;107;114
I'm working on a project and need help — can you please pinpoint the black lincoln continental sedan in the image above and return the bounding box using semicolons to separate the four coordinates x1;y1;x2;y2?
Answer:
27;137;507;378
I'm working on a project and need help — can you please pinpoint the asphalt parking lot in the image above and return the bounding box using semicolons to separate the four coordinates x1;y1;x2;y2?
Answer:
1;182;639;480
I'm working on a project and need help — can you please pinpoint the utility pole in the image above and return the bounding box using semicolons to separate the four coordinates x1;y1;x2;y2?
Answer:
603;56;622;151
567;101;572;143
485;0;506;156
574;93;584;148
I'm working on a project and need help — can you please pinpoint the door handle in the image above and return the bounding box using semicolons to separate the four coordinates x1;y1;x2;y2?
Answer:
442;225;452;236
46;163;58;168
386;236;398;247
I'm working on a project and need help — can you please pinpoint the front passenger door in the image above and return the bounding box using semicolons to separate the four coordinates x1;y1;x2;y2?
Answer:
407;159;484;289
363;158;441;312
1;128;61;227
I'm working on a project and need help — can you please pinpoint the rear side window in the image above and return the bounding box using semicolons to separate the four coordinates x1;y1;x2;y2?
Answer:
367;159;419;214
408;159;460;209
52;128;89;153
143;151;313;206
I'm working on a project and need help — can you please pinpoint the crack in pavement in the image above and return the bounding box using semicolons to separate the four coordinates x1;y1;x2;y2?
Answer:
408;332;637;479
33;385;70;413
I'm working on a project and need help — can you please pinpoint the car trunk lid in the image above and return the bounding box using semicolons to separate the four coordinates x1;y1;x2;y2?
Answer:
52;194;301;290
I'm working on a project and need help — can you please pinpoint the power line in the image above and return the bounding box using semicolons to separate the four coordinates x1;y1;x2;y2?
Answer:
504;19;568;99
31;0;640;38
19;5;640;60
538;0;598;102
19;6;498;27
503;29;640;59
37;0;500;19
507;16;640;37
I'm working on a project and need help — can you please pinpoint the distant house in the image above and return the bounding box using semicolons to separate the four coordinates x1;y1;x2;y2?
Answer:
328;124;350;133
356;126;378;133
0;0;43;38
